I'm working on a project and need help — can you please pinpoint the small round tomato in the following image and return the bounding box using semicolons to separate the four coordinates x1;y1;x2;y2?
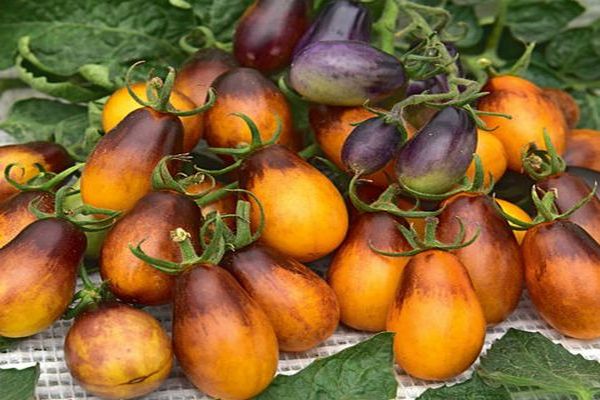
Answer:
102;83;202;152
466;129;507;185
495;198;531;244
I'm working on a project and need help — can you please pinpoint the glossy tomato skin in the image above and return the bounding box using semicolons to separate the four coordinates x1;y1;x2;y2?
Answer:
0;142;72;202
239;144;348;262
386;250;485;380
81;108;183;213
309;105;393;187
536;173;600;243
438;194;524;324
0;191;54;247
495;198;531;244
204;68;295;150
564;129;600;172
185;180;237;228
173;264;278;400
0;218;86;337
478;76;568;171
222;243;339;352
234;0;310;72
174;48;238;107
64;303;173;399
328;212;410;332
522;220;600;339
102;83;201;152
100;191;202;306
293;0;371;57
465;129;507;185
543;87;580;129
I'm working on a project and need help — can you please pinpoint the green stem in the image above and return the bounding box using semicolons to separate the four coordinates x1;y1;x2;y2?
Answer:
484;0;508;60
373;0;400;53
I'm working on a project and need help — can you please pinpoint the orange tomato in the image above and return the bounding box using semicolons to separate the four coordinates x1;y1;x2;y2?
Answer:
495;198;531;244
466;129;507;185
478;76;568;171
564;129;600;172
102;83;202;152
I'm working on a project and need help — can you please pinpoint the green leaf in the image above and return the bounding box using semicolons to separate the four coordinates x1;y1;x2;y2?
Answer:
0;364;40;400
188;0;253;42
479;328;600;399
545;27;600;81
506;0;585;43
446;4;484;48
572;91;600;130
254;332;397;400
0;337;19;352
522;53;568;88
417;374;511;399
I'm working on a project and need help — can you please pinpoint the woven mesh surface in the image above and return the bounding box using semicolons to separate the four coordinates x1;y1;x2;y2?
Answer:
1;82;600;400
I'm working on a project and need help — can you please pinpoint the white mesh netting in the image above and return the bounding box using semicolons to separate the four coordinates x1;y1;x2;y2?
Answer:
1;84;600;400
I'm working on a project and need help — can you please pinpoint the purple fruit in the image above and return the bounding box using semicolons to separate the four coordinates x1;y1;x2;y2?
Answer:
293;0;371;57
341;117;401;175
395;107;476;194
290;40;405;106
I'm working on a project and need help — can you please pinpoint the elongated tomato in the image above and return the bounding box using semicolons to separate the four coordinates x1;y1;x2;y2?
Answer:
495;198;531;244
204;68;295;149
0;218;86;337
223;243;339;351
65;303;173;400
174;264;278;400
386;250;485;380
438;194;524;324
328;212;410;331
100;191;202;305
0;142;72;202
239;144;348;262
0;191;54;247
564;129;600;172
523;220;600;339
81;108;182;212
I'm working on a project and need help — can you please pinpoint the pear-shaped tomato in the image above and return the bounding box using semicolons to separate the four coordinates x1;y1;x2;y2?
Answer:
465;129;507;185
65;303;173;399
0;191;54;247
204;68;295;150
100;191;202;305
102;82;201;151
328;212;410;332
0;142;72;202
81;108;183;213
0;218;86;337
478;76;568;171
523;220;600;339
386;250;485;380
564;129;600;172
186;180;237;228
223;243;339;351
174;264;278;400
438;194;524;324
495;198;531;244
239;144;348;262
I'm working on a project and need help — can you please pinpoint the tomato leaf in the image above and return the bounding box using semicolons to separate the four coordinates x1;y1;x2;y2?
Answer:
506;0;585;43
446;4;484;48
254;332;397;400
186;0;254;42
545;27;600;81
0;337;19;352
479;328;600;399
0;364;40;400
573;91;600;130
417;374;511;399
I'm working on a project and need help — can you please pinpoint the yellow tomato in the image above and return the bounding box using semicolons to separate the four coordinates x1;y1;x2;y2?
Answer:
495;198;532;244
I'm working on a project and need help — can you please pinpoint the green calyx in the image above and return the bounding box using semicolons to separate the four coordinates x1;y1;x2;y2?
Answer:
125;60;216;117
218;194;265;251
4;162;83;193
522;130;566;181
493;184;597;230
63;265;114;320
371;216;480;257
398;154;494;201
28;185;121;232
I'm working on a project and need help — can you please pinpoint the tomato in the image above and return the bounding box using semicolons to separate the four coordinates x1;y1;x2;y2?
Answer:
478;76;568;171
222;243;339;351
0;191;54;247
173;264;278;400
328;212;410;331
466;129;507;185
543;87;580;129
564;129;600;172
0;218;86;337
523;220;600;339
102;83;202;152
0;142;72;202
439;194;524;324
186;180;237;229
495;198;531;244
386;250;485;380
239;144;348;262
65;303;173;399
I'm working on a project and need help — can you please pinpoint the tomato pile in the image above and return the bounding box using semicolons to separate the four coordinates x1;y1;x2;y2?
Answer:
1;0;600;399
